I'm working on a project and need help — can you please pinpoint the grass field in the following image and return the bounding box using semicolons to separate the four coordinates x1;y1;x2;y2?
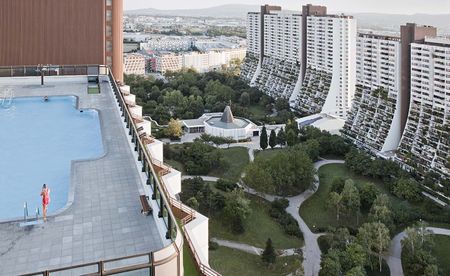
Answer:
432;235;450;276
299;163;404;232
210;195;303;249
209;147;249;181
254;148;285;160
209;246;302;276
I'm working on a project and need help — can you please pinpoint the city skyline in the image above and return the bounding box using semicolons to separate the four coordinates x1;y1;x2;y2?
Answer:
125;0;450;15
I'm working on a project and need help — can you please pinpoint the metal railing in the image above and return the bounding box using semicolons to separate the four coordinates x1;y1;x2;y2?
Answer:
0;65;108;77
22;252;153;276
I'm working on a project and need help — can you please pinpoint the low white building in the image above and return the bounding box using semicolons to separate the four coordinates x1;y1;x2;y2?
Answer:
296;113;345;135
182;106;260;140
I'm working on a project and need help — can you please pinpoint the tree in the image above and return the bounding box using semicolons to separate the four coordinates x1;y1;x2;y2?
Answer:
186;197;199;210
341;180;361;224
222;189;251;233
320;249;342;276
287;129;297;147
240;92;250;106
393;177;421;202
341;243;367;272
165;119;183;139
369;194;393;230
276;127;287;148
357;222;390;272
261;238;276;265
359;183;380;211
269;129;277;149
345;266;366;276
260;126;268;150
328;192;343;220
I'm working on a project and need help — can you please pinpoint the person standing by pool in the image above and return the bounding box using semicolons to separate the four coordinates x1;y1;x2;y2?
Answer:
40;184;50;221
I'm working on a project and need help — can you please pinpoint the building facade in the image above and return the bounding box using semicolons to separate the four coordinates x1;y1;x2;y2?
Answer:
342;33;403;155
295;14;357;119
124;53;146;75
397;37;450;178
0;0;124;81
241;4;356;120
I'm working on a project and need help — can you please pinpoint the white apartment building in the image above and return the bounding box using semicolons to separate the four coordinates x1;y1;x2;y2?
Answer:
263;11;302;63
397;37;450;178
343;33;403;155
154;53;183;74
244;8;303;99
240;12;261;82
123;53;146;75
153;49;246;74
296;15;357;119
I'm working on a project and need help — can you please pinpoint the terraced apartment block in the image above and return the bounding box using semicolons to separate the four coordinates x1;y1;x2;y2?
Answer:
241;4;356;120
343;33;402;155
397;37;450;179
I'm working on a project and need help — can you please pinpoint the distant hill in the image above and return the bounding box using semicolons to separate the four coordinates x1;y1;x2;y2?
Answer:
125;4;260;18
125;5;450;34
352;13;450;34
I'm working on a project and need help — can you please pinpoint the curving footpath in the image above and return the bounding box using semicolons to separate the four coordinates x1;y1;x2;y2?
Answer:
181;150;345;276
210;238;299;257
385;227;450;276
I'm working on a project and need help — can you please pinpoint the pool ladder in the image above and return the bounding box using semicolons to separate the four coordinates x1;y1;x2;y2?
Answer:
0;89;14;108
23;202;40;222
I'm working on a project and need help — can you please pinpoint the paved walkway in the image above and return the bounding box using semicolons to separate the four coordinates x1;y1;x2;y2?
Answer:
210;238;299;257
384;227;450;276
0;77;164;275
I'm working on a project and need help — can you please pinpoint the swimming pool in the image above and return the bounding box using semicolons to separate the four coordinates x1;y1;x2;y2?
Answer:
0;96;104;221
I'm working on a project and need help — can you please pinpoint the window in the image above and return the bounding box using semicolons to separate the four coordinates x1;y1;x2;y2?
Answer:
106;10;112;21
106;40;112;52
106;56;112;65
106;0;112;6
106;25;112;37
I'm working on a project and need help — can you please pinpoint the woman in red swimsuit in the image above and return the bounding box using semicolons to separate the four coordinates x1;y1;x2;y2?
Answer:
40;184;50;222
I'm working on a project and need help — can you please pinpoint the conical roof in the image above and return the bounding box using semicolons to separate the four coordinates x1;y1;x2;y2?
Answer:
221;106;234;123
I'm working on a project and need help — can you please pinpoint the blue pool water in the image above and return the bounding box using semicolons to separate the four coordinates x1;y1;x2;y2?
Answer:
0;96;103;221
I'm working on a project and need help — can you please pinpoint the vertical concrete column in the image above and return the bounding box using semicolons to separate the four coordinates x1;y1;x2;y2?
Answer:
112;0;124;83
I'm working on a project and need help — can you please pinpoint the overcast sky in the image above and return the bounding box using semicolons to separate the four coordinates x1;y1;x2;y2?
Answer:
124;0;450;14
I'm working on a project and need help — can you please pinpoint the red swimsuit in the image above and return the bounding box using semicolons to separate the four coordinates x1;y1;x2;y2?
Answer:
42;189;50;206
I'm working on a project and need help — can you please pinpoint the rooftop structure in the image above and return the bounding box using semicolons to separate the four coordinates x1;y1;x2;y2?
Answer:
0;65;219;276
182;106;260;140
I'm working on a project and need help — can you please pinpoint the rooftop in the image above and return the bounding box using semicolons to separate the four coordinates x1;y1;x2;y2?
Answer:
0;75;165;274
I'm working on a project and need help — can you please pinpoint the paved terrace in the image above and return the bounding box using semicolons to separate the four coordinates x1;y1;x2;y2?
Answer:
0;76;164;275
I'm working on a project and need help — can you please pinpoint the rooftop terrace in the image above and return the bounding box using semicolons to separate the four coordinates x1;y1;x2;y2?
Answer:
0;74;167;274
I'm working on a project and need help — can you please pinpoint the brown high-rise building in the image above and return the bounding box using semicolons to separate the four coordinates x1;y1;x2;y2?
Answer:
0;0;124;82
399;23;437;132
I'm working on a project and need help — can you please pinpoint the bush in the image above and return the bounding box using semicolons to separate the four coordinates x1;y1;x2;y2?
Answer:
209;241;219;251
268;198;303;239
216;179;238;192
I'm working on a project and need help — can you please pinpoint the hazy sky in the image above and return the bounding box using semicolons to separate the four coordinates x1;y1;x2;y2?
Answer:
124;0;450;14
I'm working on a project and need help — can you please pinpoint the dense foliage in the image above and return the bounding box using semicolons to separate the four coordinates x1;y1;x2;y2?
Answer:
164;141;227;175
124;71;294;125
243;148;315;196
269;199;303;239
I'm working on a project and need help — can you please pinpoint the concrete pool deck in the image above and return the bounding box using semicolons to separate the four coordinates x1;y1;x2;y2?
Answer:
0;76;165;275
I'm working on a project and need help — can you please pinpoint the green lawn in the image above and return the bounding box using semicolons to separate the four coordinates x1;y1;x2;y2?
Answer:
300;163;404;232
209;246;302;276
165;159;185;174
432;235;450;276
209;147;249;181
248;104;268;119
210;195;303;249
254;148;285;161
183;241;200;276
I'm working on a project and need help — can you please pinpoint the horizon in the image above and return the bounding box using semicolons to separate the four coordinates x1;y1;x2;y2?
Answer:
124;0;450;15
